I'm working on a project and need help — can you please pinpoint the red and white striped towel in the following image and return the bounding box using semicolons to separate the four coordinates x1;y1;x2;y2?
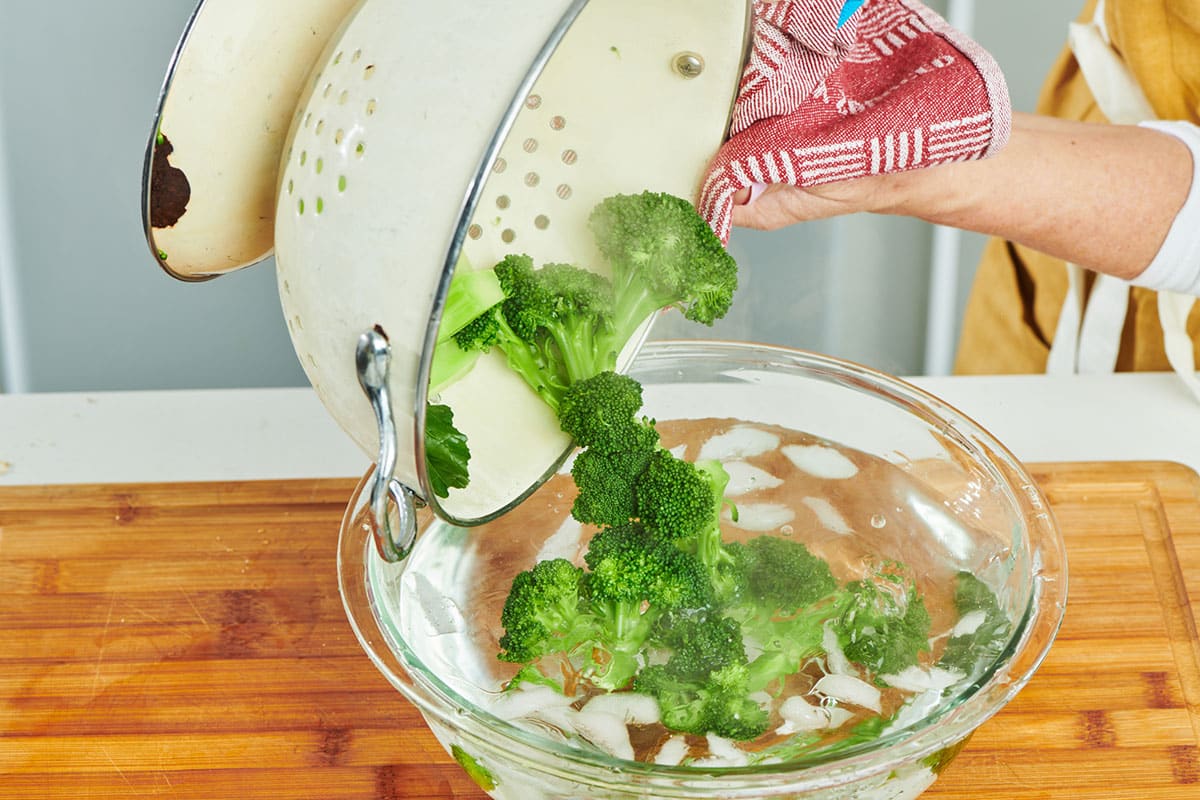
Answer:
700;0;1011;242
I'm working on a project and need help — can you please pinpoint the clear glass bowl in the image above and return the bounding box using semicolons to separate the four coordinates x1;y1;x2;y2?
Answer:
338;340;1068;800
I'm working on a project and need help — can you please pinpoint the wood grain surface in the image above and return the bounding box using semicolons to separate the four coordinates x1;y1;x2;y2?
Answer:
1;463;1197;799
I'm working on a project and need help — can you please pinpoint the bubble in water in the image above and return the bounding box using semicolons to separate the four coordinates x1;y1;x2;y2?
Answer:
870;514;887;529
780;524;794;536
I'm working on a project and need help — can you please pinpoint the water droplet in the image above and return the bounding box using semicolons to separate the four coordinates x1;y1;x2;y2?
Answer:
780;524;794;536
870;514;886;529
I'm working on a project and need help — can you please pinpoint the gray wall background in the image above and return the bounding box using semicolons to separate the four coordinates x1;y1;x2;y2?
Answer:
0;0;1082;393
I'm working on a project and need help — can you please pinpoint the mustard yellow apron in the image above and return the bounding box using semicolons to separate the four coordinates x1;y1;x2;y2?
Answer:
954;0;1200;377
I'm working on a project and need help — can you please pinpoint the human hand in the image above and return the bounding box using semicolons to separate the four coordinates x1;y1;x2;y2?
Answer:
729;174;909;231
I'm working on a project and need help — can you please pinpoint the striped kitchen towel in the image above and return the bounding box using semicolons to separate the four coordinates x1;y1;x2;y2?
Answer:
700;0;1011;242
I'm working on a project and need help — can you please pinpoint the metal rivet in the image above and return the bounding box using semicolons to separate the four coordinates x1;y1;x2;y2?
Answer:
674;52;705;78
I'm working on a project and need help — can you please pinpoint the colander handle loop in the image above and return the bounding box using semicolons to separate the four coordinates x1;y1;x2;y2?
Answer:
355;327;419;562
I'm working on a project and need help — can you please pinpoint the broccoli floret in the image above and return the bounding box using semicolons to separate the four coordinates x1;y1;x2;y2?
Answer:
559;372;660;527
582;524;712;689
939;571;1011;675
634;614;767;740
497;558;596;665
635;453;743;605
741;537;838;614
588;190;738;341
558;372;657;454
570;446;656;528
634;450;716;540
834;567;932;676
534;262;619;383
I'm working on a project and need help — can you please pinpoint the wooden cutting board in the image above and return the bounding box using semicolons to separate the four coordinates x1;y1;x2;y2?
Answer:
1;462;1197;799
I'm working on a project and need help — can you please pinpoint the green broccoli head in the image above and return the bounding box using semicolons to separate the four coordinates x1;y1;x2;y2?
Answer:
497;558;593;664
570;444;657;529
558;371;658;454
583;523;712;612
835;568;932;675
588;191;738;333
634;660;768;741
634;449;719;541
493;253;555;342
742;537;839;614
656;613;747;680
451;307;502;352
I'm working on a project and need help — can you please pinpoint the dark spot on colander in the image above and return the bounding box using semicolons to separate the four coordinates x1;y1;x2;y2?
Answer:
561;149;578;165
468;224;482;239
535;215;550;230
493;157;507;173
523;138;538;153
501;229;515;243
149;132;190;228
525;94;542;109
524;172;540;187
496;195;510;210
550;115;566;130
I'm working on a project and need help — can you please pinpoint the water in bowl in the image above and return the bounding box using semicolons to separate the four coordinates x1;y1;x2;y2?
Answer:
370;416;1018;769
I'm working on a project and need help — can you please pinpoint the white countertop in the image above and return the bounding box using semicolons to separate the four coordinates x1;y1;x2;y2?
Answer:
1;372;1197;487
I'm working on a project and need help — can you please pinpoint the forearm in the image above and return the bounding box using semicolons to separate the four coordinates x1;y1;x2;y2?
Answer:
880;113;1193;280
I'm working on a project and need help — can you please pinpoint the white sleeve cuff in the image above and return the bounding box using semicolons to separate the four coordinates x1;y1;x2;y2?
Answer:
1130;120;1200;296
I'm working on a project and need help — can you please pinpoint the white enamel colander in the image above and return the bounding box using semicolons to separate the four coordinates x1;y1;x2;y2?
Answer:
144;0;752;557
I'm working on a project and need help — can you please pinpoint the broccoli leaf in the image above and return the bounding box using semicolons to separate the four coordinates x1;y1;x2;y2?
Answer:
424;403;470;499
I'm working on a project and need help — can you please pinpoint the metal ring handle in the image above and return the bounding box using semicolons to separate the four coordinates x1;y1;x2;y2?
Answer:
356;327;422;562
